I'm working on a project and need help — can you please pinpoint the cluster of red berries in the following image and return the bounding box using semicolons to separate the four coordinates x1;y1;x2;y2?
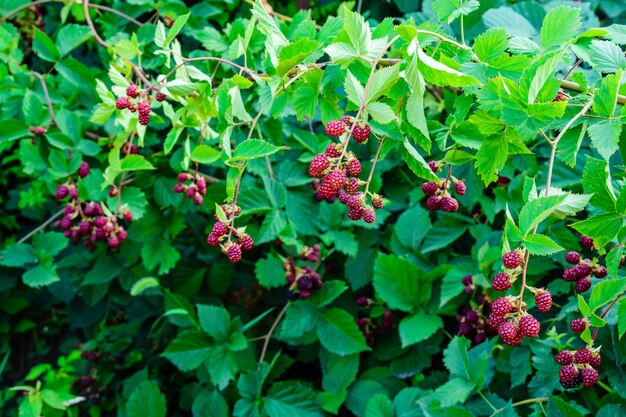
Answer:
562;237;607;293
556;347;601;389
206;205;253;263
115;84;165;126
491;249;525;291
421;162;465;213
299;244;320;263
325;116;371;142
355;298;393;347
487;296;544;346
173;172;207;205
308;138;383;223
553;90;568;102
456;305;487;344
284;258;323;300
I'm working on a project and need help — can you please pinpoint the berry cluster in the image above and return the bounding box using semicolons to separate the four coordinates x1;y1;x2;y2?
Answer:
556;347;601;389
325;116;371;143
488;293;548;346
206;205;253;263
309;140;382;223
54;164;130;248
456;305;487;344
461;274;475;294
299;244;320;262
115;83;166;126
173;172;207;205
421;162;465;213
284;258;323;300
562;248;607;294
491;249;525;291
355;300;393;347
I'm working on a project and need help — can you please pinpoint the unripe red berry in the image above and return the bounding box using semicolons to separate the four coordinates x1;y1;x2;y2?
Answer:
570;318;587;333
534;290;552;312
322;169;347;191
562;267;578;282
299;289;311;299
454;181;466;196
324;120;345;137
574;263;591;278
108;187;118;198
239;234;254;251
341;115;354;127
117;228;128;241
177;172;190;182
356;296;369;307
139;115;150;126
559;365;578;383
565;251;580;264
308;154;329;178
123;210;133;222
226;244;242;263
502;251;523;269
593;265;608;278
491;297;512;316
174;183;185;193
590;353;601;369
193;194;203;205
352;123;371;143
325;143;342;158
492;272;511;291
426;195;441;211
421;181;439;195
207;233;219;246
581;368;598;387
78;161;90;178
138;101;150;116
498;321;521;346
155;91;166;102
185;186;196;198
461;275;473;286
440;197;459;213
345;177;360;195
115;97;130;109
556;350;574;365
108;235;120;248
574;348;592;364
56;184;69;199
212;222;228;237
317;181;337;199
371;194;383;209
362;209;376;224
519;314;540;338
428;161;439;173
348;207;363;221
127;84;139;98
580;235;594;249
576;278;591;293
488;312;505;331
346;159;362;176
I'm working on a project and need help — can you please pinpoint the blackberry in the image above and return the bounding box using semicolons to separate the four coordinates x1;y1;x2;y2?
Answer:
559;365;578;383
581;368;598;387
226;244;242;263
325;120;345;137
115;97;130;109
308;154;330;178
356;297;370;307
580;235;594;249
318;181;337;199
570;318;587;333
362;209;376;224
341;115;354;127
185;187;196;198
68;186;78;199
299;290;311;299
345;177;360;194
461;275;473;286
287;289;298;300
337;188;350;204
502;251;522;269
421;181;439;196
348;208;363;221
428;161;439;173
491;297;512;316
426;195;442;211
560;374;582;389
323;170;347;191
556;350;574;365
346;159;362;176
78;161;90;178
156;91;166;102
107;235;120;248
123;210;133;222
126;84;139;98
519;314;540;338
325;143;342;158
212;222;228;237
492;272;512;291
346;194;362;210
590;353;601;369
352;123;371;143
298;276;313;291
562;267;578;282
576;278;591;293
117;229;128;241
206;233;219;246
177;172;190;182
173;183;185;193
79;221;91;235
454;181;466;196
565;251;580;264
56;184;69;199
239;234;254;251
488;313;504;330
139;114;150;126
574;348;592;364
138;102;150;117
534;290;552;312
371;194;383;209
498;322;521;346
193;194;203;205
574;263;591;278
593;265;607;278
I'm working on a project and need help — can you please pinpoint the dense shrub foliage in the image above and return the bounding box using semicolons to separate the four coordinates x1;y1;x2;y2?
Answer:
2;0;626;416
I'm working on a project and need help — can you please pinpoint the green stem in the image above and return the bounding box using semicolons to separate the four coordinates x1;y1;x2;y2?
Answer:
512;397;548;407
460;15;466;46
478;391;497;413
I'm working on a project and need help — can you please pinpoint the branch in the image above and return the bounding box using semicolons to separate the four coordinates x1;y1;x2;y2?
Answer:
259;302;290;363
17;209;65;244
32;71;60;130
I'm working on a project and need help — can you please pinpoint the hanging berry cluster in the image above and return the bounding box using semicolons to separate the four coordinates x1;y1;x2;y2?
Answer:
284;256;323;300
455;275;489;344
355;297;394;347
562;236;607;293
173;172;207;205
114;83;166;126
556;347;601;389
421;161;465;213
206;204;253;263
55;162;131;249
308;117;383;223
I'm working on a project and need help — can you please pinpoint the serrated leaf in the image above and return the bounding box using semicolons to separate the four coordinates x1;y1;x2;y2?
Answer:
191;144;221;164
416;48;480;88
432;0;480;24
276;39;320;77
366;102;395;124
373;254;423;312
571;213;623;242
264;382;323;417
231;139;281;161
121;155;155;171
473;28;508;63
398;312;443;347
589;278;626;312
162;331;212;371
587;39;626;73
366;65;400;103
618;298;626;338
524;234;564;256
402;140;439;182
434;378;475;407
33;28;59;62
344;70;364;107
317;308;369;356
475;136;508;185
127;381;166;417
583;157;617;212
587;119;622;161
164;13;190;49
443;336;471;379
540;6;582;50
518;195;567;236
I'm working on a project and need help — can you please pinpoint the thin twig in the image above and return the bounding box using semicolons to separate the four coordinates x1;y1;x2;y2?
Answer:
364;137;385;196
17;209;65;244
32;71;60;129
83;0;108;48
591;295;622;340
258;302;290;363
511;397;548;408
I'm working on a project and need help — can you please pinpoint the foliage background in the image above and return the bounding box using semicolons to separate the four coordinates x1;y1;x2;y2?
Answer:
2;0;626;416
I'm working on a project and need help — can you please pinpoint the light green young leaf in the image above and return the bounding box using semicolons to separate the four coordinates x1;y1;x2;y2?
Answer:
163;13;190;49
523;234;564;256
587;39;626;73
366;65;400;103
583;156;617;212
231;139;282;161
130;277;160;296
587;119;622;161
540;6;582;50
518;195;567;236
344;70;364;107
366;102;395;124
417;48;480;88
432;0;480;24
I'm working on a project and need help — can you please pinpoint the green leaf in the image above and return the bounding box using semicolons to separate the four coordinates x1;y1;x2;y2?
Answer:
23;263;59;288
33;28;60;62
416;48;480;88
518;195;567;236
587;40;626;73
207;345;238;389
587;120;622;161
231;139;281;161
162;331;213;371
0;119;29;143
321;352;359;393
548;395;584;417
280;301;318;340
434;378;475;407
399;312;443;347
422;215;472;253
366;102;396;124
192;391;229;417
264;382;323;417
540;6;582;50
191;144;221;164
527;51;566;104
618;298;626;338
594;71;623;117
365;394;393;417
276;39;320;77
344;70;364;107
443;337;471;379
589;278;626;312
130;277;160;296
394;205;431;250
366;65;400;103
55;24;91;57
473;28;509;63
343;9;371;57
402;140;439;182
317;308;369;355
127;381;166;417
523;234;564;256
0;243;37;267
255;254;285;288
197;305;231;342
583;157;617;212
432;0;480;24
121;155;156;171
571;213;623;242
475;136;508;185
164;13;190;48
141;239;180;274
373;254;423;312
324;42;358;65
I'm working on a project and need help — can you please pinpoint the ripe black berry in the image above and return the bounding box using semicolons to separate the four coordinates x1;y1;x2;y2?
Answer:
562;267;578;282
560;374;582;389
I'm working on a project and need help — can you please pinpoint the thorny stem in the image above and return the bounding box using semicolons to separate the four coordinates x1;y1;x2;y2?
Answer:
258;302;290;364
591;295;622;340
364;137;385;196
32;71;60;130
518;99;594;308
